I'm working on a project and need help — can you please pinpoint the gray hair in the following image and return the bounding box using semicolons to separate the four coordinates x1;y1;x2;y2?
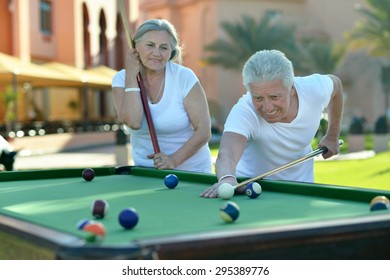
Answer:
133;19;182;64
242;50;294;91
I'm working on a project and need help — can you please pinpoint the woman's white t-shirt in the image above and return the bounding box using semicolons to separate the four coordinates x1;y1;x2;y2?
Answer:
224;74;333;182
112;62;212;173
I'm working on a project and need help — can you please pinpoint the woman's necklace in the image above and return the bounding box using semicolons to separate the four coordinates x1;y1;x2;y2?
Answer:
149;77;165;104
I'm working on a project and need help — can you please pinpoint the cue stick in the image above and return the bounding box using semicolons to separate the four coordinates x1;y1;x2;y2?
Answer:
118;0;161;153
234;139;344;189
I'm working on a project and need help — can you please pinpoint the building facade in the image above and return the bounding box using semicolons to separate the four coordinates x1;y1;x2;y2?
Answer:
0;0;386;134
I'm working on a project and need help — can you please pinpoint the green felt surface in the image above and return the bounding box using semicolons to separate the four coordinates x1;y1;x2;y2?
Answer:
1;167;389;246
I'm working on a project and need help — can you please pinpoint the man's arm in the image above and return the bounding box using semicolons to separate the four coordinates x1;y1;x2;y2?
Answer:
200;132;247;198
319;74;344;159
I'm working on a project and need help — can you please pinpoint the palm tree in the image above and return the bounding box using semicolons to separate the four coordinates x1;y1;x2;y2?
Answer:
347;0;390;57
293;39;347;75
202;13;297;71
347;0;390;118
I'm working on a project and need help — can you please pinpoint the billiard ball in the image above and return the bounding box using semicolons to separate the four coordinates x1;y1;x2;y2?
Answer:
76;218;93;230
118;207;139;229
370;196;390;206
82;221;106;242
219;201;240;223
82;168;95;181
83;221;106;236
164;174;179;189
370;196;390;211
245;182;262;199
370;201;390;211
218;183;235;199
91;199;109;219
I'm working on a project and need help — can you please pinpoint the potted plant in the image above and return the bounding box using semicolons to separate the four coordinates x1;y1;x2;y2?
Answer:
347;116;365;152
373;116;389;153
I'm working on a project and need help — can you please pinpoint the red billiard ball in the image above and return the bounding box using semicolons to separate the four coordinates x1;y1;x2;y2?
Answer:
118;208;139;229
164;174;179;189
91;199;109;219
82;168;95;181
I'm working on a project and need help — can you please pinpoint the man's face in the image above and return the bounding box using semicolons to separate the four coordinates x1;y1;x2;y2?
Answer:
249;79;295;123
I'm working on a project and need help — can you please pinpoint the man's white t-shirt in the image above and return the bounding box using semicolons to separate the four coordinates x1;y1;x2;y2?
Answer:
224;74;333;182
112;62;212;173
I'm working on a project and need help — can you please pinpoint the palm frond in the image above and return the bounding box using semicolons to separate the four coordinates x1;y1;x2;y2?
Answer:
202;13;298;70
347;0;390;57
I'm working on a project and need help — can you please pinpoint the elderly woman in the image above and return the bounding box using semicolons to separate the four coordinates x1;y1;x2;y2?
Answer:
112;19;212;173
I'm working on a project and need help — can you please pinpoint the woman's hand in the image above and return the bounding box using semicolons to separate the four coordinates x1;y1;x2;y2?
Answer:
147;153;176;170
125;49;142;80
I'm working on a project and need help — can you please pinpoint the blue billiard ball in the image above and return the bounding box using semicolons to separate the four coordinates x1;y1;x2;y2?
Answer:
245;182;262;199
164;174;179;189
219;201;240;223
118;208;139;229
76;218;93;230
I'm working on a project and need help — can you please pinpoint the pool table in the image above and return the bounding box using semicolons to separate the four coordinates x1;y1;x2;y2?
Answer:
0;166;390;260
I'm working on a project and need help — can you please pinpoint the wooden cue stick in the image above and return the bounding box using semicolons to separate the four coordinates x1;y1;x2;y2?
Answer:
235;139;344;189
118;0;161;153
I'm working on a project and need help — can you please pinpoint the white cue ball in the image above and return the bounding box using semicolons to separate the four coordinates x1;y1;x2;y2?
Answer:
218;183;235;199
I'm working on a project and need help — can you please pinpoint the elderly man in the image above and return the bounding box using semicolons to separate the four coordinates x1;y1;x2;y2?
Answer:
201;49;344;198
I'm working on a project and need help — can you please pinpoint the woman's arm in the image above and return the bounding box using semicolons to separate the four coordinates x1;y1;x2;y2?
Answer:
112;50;145;130
165;82;211;169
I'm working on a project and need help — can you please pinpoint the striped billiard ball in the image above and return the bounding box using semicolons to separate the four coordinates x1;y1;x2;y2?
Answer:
370;196;390;211
91;199;109;219
219;201;240;223
245;182;262;199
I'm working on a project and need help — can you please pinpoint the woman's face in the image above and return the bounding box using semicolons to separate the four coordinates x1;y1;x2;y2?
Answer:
135;30;172;71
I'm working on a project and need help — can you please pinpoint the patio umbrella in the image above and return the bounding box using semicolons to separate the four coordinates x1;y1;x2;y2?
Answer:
0;52;82;87
0;52;86;130
88;65;117;82
43;62;113;88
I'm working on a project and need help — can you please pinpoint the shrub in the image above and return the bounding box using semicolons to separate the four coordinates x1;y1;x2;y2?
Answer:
349;117;365;134
374;116;388;134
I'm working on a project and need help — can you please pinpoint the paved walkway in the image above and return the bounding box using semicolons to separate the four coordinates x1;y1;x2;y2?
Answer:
1;131;377;171
13;144;120;170
10;144;376;171
1;131;121;171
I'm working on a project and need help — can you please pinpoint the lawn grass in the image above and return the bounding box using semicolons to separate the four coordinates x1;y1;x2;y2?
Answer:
314;150;390;191
209;144;390;191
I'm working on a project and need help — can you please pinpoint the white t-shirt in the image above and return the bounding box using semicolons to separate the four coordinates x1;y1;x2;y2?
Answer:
112;62;212;173
224;74;333;182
